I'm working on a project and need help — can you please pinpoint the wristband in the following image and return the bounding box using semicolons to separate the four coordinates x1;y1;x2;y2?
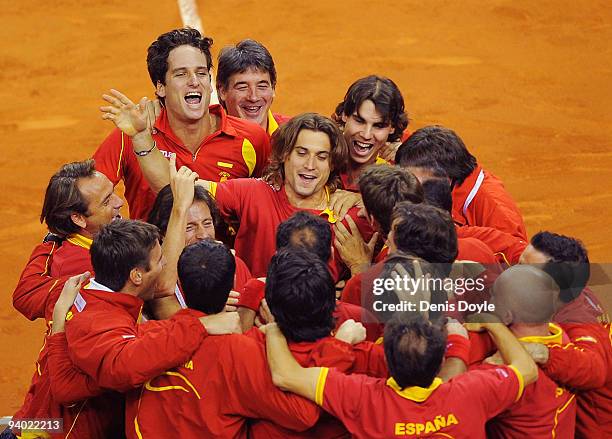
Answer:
445;334;471;364
237;279;266;311
134;141;157;157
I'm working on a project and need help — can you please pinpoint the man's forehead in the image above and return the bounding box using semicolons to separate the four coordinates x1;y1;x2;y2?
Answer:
167;45;209;69
77;171;113;199
229;67;271;84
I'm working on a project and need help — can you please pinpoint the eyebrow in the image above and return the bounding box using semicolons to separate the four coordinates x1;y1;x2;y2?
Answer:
355;110;385;124
171;66;208;74
100;192;112;206
294;145;330;154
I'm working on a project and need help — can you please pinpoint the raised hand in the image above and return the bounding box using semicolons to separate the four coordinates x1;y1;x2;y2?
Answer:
328;189;363;221
334;215;379;274
100;89;150;137
51;272;91;334
169;154;198;213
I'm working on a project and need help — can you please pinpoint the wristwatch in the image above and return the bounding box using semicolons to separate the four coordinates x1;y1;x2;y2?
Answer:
134;141;157;157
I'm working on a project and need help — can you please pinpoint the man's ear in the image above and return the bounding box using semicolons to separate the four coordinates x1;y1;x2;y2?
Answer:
500;309;514;326
156;81;166;99
129;267;143;287
70;213;87;230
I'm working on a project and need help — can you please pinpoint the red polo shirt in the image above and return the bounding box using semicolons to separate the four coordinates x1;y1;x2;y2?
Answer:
316;364;523;439
94;105;271;220
211;178;374;279
452;165;527;240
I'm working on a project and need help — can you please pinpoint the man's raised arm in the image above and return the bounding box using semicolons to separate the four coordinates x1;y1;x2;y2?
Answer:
100;89;170;193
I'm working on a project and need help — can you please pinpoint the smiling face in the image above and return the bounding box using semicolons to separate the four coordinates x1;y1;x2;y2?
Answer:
156;45;212;123
185;201;215;246
219;67;274;130
283;129;332;202
73;171;123;237
342;99;394;167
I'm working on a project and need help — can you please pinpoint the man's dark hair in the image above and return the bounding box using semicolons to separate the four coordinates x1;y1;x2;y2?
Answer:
275;211;332;262
178;239;235;314
147;184;228;242
265;247;335;342
391;202;458;264
422;178;453;213
216;39;277;100
395;155;449;181
334;75;408;142
531;231;590;303
147;28;213;104
40;159;97;237
358;164;424;235
396;126;477;186
384;313;446;388
91;219;160;292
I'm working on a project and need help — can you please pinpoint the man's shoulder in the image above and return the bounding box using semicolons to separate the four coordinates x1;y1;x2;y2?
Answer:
225;115;268;142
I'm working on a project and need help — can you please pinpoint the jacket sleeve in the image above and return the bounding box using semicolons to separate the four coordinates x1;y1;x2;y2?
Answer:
66;309;208;392
458;225;527;265
13;241;65;321
47;333;104;404
540;323;609;390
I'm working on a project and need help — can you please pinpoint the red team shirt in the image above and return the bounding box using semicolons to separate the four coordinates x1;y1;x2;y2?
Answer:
94;105;271;220
316;364;524;439
210;178;374;279
125;324;320;439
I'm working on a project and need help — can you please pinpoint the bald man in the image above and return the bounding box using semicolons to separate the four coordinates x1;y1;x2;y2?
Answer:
475;265;577;439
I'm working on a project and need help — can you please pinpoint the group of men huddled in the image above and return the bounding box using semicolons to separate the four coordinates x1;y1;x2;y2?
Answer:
4;27;611;439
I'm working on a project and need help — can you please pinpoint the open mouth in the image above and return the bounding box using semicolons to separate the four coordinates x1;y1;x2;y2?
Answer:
298;173;318;185
184;92;202;105
352;140;374;157
112;213;122;221
240;105;263;116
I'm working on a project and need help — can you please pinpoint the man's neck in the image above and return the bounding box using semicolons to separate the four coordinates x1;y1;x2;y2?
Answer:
167;109;217;154
284;184;327;210
510;323;551;339
346;160;370;184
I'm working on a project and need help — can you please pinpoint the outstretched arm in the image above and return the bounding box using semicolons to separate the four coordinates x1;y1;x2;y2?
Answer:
100;89;170;193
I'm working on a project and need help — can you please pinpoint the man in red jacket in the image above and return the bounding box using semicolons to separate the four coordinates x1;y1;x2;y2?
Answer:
396;125;527;240
519;231;611;438
13;159;124;321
